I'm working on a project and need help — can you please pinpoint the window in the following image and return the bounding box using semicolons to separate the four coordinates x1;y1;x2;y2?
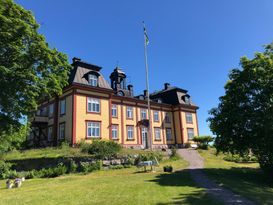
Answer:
87;121;100;138
111;125;118;139
154;128;161;140
165;112;171;123
88;74;98;86
184;96;190;104
126;107;133;119
141;109;147;120
154;111;159;122
187;128;194;140
47;127;53;141
112;104;118;117
186;113;193;124
60;99;66;115
127;126;134;140
49;104;54;118
59;123;65;140
87;97;100;113
166;128;172;141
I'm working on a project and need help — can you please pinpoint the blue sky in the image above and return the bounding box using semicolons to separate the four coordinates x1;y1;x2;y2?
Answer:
16;0;273;135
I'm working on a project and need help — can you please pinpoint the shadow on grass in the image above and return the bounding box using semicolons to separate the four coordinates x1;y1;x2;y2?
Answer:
148;169;221;204
148;167;273;205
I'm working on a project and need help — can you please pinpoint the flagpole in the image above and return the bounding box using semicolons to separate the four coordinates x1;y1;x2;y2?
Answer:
143;21;152;150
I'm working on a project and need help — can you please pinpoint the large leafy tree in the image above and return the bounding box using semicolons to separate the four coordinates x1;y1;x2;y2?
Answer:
208;43;273;178
0;0;71;134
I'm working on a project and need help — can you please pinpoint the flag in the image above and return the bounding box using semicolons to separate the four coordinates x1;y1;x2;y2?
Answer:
143;23;149;45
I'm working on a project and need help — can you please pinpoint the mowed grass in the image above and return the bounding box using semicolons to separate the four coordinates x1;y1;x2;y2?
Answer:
0;159;222;205
199;148;273;205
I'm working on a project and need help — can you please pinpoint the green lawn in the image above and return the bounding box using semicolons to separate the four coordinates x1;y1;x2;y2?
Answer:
0;158;222;205
199;148;273;205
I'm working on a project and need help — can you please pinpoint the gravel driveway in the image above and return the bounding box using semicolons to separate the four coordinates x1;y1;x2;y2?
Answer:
177;149;256;205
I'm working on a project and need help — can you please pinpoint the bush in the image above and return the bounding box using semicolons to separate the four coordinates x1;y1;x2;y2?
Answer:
82;140;122;159
38;163;68;178
184;142;191;148
223;153;258;163
170;147;180;160
67;159;77;173
78;140;91;153
79;161;102;174
109;165;124;169
0;161;12;179
193;136;213;150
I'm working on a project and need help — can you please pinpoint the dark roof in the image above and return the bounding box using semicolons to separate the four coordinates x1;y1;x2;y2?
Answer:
150;86;188;97
72;60;102;72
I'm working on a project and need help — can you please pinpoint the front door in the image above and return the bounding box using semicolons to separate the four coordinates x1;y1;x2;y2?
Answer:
141;127;148;149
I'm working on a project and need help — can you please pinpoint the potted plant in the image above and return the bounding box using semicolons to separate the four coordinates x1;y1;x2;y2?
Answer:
163;165;173;172
14;178;22;188
6;179;13;189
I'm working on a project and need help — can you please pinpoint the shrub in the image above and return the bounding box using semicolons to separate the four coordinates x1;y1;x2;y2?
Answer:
79;161;102;174
170;147;180;160
67;159;77;173
78;140;91;153
184;142;191;148
86;140;122;159
193;136;213;150
38;163;68;178
23;170;36;179
223;153;258;163
0;161;12;179
109;165;124;169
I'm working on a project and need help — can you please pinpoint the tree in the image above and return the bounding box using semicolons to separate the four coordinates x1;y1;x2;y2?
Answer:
0;1;71;136
193;136;213;150
208;43;273;178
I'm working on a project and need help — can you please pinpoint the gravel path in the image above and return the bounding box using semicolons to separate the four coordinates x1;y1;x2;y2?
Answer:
177;149;256;205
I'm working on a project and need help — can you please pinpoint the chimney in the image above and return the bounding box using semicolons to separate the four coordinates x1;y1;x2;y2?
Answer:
143;90;148;97
164;83;170;90
128;84;133;91
72;57;81;63
128;84;134;96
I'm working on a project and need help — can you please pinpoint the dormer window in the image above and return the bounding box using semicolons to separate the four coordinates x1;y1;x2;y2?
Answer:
184;96;190;104
88;74;98;86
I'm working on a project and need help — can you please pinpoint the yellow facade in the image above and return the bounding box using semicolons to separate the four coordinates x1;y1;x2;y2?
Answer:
33;87;199;148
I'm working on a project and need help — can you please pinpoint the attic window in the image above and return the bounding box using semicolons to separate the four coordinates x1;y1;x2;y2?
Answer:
88;74;98;86
184;96;190;104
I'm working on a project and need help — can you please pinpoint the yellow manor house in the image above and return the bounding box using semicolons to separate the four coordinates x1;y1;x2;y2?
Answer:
30;58;199;149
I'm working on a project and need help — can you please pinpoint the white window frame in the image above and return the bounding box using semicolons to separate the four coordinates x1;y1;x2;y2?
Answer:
154;128;161;140
127;126;134;139
88;74;98;86
187;128;194;140
166;128;172;141
59;123;65;140
186;113;193;124
87;97;100;113
141;109;147;120
154;111;159;122
112;104;118;117
126;107;133;119
111;125;118;139
60;99;66;115
87;121;101;138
